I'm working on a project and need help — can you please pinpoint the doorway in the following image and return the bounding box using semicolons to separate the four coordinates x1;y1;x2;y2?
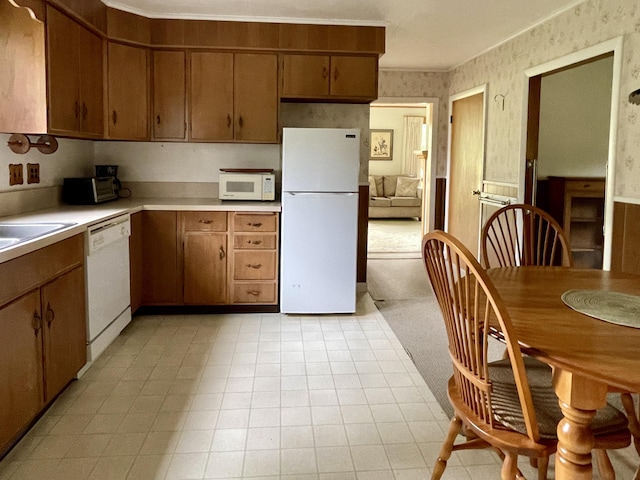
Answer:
522;37;623;269
367;98;438;259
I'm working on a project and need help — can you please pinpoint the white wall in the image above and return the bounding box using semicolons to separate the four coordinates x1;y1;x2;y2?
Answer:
0;134;92;193
369;105;430;176
537;55;613;179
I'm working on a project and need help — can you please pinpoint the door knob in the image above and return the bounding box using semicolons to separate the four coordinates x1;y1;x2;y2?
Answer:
472;189;481;195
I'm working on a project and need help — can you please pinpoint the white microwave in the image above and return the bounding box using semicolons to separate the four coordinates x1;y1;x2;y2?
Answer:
219;172;275;201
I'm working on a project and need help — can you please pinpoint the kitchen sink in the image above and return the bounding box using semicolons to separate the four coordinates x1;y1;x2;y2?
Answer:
0;222;77;251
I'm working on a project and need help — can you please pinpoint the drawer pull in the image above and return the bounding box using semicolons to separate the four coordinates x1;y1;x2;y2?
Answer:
248;240;263;245
219;246;226;260
199;219;214;224
248;222;263;228
247;290;261;296
247;263;262;269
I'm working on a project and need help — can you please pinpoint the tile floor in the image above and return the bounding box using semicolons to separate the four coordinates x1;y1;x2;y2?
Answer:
0;293;636;479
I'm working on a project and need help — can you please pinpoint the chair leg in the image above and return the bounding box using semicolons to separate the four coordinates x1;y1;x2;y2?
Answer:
431;415;463;480
594;449;615;480
536;455;549;480
501;451;518;480
621;393;640;454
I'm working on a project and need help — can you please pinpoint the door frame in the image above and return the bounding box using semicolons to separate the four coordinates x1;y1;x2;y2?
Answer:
369;96;440;235
520;36;623;270
445;84;488;255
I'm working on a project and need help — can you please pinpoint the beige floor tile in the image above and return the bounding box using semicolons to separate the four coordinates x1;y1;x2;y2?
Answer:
204;451;244;478
281;447;317;475
126;454;171;480
165;452;208;479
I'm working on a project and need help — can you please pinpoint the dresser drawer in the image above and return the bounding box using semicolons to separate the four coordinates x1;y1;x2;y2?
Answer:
564;179;605;195
182;212;227;231
233;234;276;250
232;282;276;304
234;251;276;280
233;213;277;232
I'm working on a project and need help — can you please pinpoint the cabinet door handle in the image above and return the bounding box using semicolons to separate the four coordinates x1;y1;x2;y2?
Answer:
82;102;88;120
238;116;244;128
112;110;118;126
219;246;226;260
248;222;262;228
32;310;42;336
248;240;262;245
156;115;161;125
247;263;262;269
322;66;329;79
247;290;260;296
45;302;55;327
227;114;232;128
333;67;339;81
198;219;213;224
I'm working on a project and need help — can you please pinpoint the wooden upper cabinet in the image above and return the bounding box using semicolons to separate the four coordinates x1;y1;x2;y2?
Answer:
281;54;378;102
234;53;278;143
152;50;186;140
108;41;149;140
330;56;378;99
47;6;104;138
190;51;234;142
190;52;278;143
282;55;330;97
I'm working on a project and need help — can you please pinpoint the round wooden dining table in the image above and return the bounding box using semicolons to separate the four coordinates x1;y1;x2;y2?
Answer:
486;266;640;480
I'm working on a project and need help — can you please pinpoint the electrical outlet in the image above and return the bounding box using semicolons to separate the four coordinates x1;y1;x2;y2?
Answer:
9;164;23;186
27;163;40;184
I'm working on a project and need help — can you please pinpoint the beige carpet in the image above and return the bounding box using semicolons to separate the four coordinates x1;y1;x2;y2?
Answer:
367;219;422;259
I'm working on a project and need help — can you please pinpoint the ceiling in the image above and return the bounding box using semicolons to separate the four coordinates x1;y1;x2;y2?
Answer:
104;0;584;71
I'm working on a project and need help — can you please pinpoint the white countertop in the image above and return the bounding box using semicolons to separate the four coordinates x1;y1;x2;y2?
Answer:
0;198;281;263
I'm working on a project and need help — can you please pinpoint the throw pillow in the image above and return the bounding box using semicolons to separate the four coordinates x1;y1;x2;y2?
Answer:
374;175;384;197
368;176;377;197
395;176;419;197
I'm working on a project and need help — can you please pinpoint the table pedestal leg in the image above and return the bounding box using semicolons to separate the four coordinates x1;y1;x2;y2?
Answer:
553;369;608;480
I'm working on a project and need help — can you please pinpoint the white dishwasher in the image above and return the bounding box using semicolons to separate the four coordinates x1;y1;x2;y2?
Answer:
84;213;132;365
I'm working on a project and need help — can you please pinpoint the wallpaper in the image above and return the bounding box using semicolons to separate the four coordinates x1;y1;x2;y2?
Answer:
447;0;640;198
378;71;450;177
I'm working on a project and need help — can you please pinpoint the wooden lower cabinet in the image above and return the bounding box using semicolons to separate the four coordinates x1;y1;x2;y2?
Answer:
0;291;43;458
231;212;279;305
0;235;86;458
183;232;228;304
42;267;87;403
141;211;180;305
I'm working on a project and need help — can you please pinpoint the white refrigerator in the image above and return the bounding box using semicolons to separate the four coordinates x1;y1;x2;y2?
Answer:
280;127;360;314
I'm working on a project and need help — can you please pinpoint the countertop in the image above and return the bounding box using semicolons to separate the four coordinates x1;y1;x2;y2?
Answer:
0;198;281;264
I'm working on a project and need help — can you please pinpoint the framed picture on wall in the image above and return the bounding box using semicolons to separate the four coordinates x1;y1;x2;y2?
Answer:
369;129;393;160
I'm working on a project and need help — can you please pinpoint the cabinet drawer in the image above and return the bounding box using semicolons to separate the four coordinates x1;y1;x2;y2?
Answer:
233;213;277;232
232;282;276;304
182;212;227;231
565;180;605;195
233;234;276;250
234;251;276;280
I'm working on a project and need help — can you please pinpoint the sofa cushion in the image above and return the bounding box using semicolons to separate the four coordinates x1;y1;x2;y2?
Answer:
396;176;419;197
383;175;399;197
389;196;421;207
368;176;378;196
372;175;384;197
369;196;392;207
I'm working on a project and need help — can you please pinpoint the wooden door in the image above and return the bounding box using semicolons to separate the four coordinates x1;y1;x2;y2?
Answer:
282;54;330;97
78;25;104;137
141;211;180;305
153;50;186;140
448;92;484;254
524;75;542;205
41;267;86;403
0;291;43;456
108;41;149;140
234;53;278;143
189;51;233;141
129;212;143;314
183;233;228;304
330;55;378;99
47;6;80;135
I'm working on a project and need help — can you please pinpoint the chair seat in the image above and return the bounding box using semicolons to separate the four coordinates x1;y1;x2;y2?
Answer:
489;357;629;439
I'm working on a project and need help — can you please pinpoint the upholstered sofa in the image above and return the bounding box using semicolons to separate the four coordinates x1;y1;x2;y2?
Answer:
368;174;422;219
